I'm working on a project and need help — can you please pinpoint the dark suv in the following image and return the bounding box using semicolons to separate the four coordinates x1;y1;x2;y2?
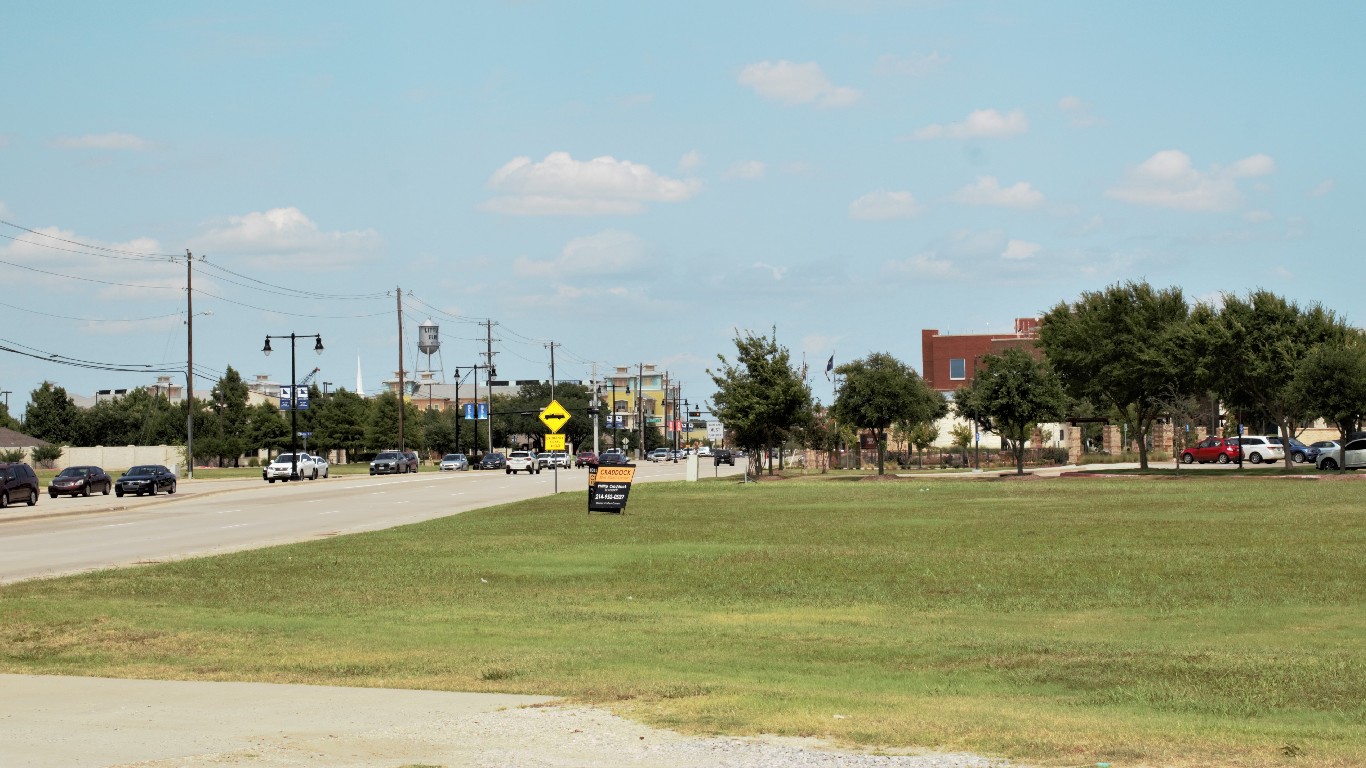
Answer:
0;461;40;507
713;449;735;466
370;451;407;475
403;450;420;473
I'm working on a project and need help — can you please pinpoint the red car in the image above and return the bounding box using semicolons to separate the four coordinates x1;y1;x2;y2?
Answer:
1180;437;1240;465
574;450;598;468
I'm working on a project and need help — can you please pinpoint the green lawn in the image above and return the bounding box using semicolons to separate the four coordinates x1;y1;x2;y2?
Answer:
3;475;1364;766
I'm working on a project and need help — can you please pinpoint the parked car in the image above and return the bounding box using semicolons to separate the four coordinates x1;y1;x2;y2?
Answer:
575;450;598;468
647;448;670;462
1179;437;1240;465
0;461;40;507
1271;436;1320;464
265;452;320;482
309;454;330;478
713;449;735;466
1310;440;1340;466
506;450;540;475
598;450;630;466
542;451;570;469
478;453;507;471
48;465;113;498
1317;435;1366;470
403;450;420;472
697;446;713;457
1232;436;1285;464
439;453;469;471
115;465;177;497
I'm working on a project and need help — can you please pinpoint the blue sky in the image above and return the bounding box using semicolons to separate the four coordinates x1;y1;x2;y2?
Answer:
2;1;1362;412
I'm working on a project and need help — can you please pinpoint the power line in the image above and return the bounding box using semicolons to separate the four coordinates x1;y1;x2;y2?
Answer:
195;290;391;319
198;259;389;301
0;219;182;259
0;299;184;324
0;256;180;290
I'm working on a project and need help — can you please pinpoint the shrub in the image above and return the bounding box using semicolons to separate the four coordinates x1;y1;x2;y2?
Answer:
31;444;64;467
0;448;24;462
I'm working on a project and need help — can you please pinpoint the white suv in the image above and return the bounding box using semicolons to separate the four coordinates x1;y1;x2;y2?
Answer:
1234;436;1285;464
263;452;320;482
506;451;541;475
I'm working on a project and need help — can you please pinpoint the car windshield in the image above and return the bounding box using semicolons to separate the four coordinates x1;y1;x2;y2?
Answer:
275;454;297;462
58;467;89;477
443;454;461;461
376;452;400;459
127;466;156;474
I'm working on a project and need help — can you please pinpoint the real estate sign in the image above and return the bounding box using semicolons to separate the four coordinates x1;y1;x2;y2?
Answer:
588;464;636;514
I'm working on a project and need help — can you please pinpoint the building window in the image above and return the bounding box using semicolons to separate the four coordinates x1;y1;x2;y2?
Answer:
949;358;966;380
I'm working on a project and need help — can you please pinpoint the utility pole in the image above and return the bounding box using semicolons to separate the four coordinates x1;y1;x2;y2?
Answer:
482;320;498;455
591;362;600;454
638;362;645;460
545;341;560;401
395;287;406;451
185;250;195;480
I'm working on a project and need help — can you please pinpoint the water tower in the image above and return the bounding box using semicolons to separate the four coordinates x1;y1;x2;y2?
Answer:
417;319;444;384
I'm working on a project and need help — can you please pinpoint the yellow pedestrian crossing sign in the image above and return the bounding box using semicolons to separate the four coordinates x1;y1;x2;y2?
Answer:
539;400;571;433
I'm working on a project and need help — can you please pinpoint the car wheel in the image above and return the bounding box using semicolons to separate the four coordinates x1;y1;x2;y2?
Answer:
1321;458;1339;470
1249;452;1262;464
27;488;37;506
1292;452;1305;464
115;489;124;498
147;484;156;496
311;470;318;480
50;491;58;499
1216;454;1230;464
1181;453;1194;464
104;482;111;495
83;483;91;497
0;491;7;508
269;478;276;483
168;482;176;494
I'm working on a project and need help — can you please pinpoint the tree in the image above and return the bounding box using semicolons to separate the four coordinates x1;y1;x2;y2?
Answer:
201;366;251;466
953;347;1068;475
1040;281;1190;469
832;352;946;475
312;388;370;460
1291;336;1366;438
245;402;289;456
708;330;814;477
1194;290;1346;466
366;391;424;452
24;382;84;444
0;402;20;431
30;443;63;468
906;421;939;469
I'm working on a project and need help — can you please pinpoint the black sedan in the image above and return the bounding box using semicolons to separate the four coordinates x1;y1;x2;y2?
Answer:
115;465;177;497
597;451;630;466
477;453;507;470
48;465;113;498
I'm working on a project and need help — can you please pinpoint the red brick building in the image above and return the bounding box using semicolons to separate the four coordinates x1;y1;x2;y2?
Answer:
920;317;1041;394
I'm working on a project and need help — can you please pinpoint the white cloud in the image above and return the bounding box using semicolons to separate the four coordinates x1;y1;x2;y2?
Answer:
910;108;1028;140
884;252;957;279
1058;95;1102;127
1001;239;1040;260
848;190;922;220
1308;179;1335;198
677;150;703;172
873;52;949;77
191;207;383;265
1227;153;1276;178
951;177;1044;208
1106;150;1275;212
512;230;651;279
723;160;767;180
52;133;155;151
737;60;861;108
752;261;788;280
480;152;701;216
1243;209;1273;223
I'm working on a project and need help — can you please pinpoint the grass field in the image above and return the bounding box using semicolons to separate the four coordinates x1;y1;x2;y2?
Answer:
3;475;1364;766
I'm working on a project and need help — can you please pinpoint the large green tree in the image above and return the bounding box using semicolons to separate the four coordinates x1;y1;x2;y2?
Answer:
1195;290;1347;464
205;366;251;466
23;382;84;444
1291;335;1366;438
311;388;370;460
1039;281;1190;469
832;352;946;475
366;391;424;453
953;347;1068;475
708;330;814;476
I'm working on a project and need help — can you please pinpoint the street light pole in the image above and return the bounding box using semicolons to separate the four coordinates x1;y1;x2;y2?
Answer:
263;332;323;481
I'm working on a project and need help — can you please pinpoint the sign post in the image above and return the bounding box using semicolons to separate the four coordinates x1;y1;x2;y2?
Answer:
539;400;571;493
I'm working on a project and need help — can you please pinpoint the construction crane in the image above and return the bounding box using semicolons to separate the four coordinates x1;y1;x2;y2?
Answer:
299;367;321;387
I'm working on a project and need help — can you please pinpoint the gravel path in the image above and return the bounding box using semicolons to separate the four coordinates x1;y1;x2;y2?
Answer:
1;675;1016;768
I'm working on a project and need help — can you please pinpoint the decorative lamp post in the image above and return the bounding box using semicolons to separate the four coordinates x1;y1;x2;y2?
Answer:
263;333;323;481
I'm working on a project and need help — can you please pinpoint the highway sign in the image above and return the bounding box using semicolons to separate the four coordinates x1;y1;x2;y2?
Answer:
539;400;571;433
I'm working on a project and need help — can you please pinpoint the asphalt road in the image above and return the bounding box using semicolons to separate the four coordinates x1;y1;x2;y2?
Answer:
0;458;744;584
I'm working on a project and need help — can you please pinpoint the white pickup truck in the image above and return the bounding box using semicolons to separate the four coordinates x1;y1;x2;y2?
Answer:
263;452;320;482
505;450;541;475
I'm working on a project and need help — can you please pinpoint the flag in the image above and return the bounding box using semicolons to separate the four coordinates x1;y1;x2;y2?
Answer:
824;354;834;381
